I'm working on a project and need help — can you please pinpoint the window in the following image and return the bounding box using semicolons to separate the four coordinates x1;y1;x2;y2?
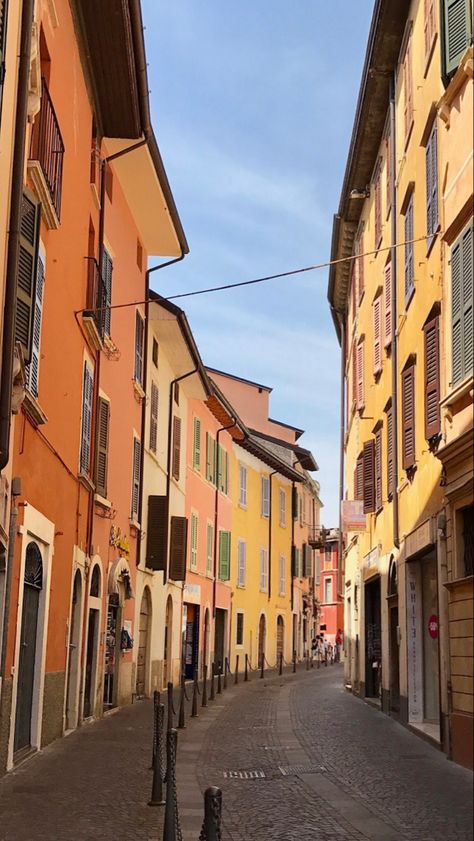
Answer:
134;311;145;386
15;191;40;364
279;488;286;526
441;0;472;78
374;162;382;248
236;612;244;646
373;295;382;376
260;548;268;591
239;465;247;506
172;416;181;481
385;133;392;216
451;223;473;386
149;383;158;453
218;530;231;581
237;540;246;587
206;522;213;576
404;195;414;303
95;397;110;498
324;578;332;604
424;314;441;438
152;338;159;367
303;544;312;577
362;439;375;514
80;361;94;475
261;476;270;518
131;437;141;521
385;401;395;498
375;425;383;512
279;555;285;596
30;78;64;219
402;362;416;470
357;339;365;410
352;339;358;408
26;250;45;397
426;122;438;245
403;33;414;141
315;553;321;585
99;247;112;338
458;505;474;577
193;417;201;470
424;0;436;56
384;263;392;347
146;495;168;571
190;513;198;570
217;446;229;494
357;233;365;302
292;546;301;578
169;516;188;581
355;452;364;500
206;434;216;483
325;546;332;567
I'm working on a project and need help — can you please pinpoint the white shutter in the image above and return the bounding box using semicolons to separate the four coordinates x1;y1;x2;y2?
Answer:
261;476;270;517
279;488;285;526
260;548;268;591
238;540;246;587
131;437;141;520
80;362;94;474
27;252;45;397
239;465;247;506
279;555;285;595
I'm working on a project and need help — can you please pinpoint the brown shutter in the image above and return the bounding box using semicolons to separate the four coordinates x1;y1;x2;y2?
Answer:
146;495;168;571
355;453;364;500
357;340;364;409
384;263;392;347
352;340;357;408
172;416;181;480
169;515;188;581
351;262;356;317
95;397;110;497
16;191;41;363
402;365;416;469
386;403;394;498
358;234;365;300
424;316;440;439
363;440;375;513
375;427;382;511
373;297;382;375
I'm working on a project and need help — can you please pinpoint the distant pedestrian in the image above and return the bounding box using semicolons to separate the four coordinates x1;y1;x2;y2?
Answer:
311;636;318;661
335;629;343;662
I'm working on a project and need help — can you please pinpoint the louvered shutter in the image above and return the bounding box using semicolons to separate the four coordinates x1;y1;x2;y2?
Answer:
169;516;188;581
206;433;212;481
384;263;392;347
131;438;141;519
80;363;93;474
292;486;298;520
442;0;472;76
261;476;270;517
426;123;438;240
351;263;356;317
102;248;113;337
363;440;375;514
424;0;436;54
237;540;246;586
193;417;201;469
206;523;213;574
355;453;364;500
451;236;463;384
0;0;8;123
375;428;382;511
461;225;473;379
16;192;41;363
424;316;441;438
304;544;312;578
358;234;365;300
404;199;414;301
172;416;181;480
146;495;168;571
404;37;413;138
134;311;144;385
352;340;357;407
357;340;364;409
402;366;416;469
386;404;394;498
149;382;158;452
190;513;198;568
219;531;231;581
279;555;285;595
373;297;382;375
95;397;110;497
27;253;45;397
374;168;382;247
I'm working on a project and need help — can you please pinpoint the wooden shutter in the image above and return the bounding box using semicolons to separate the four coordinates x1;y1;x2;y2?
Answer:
374;167;382;247
239;465;247;505
146;494;168;571
386;404;394;498
385;136;391;214
102;248;113;337
238;540;246;586
375;427;382;512
304;544;312;578
404;199;414;301
80;363;93;474
261;476;269;516
95;397;110;497
190;513;198;568
219;531;231;581
279;555;285;595
149;382;158;452
169;516;188;581
357;340;364;409
362;440;375;513
426;123;438;239
463;226;473;378
402;365;416;469
404;36;413;138
193;417;201;469
384;263;392;347
351;262;356;318
355;453;364;500
217;445;223;489
442;0;472;76
373;297;382;375
292;485;298;520
27;253;45;397
358;234;365;301
352;339;357;407
206;433;212;481
424;316;441;438
131;437;141;519
206;523;213;574
16;192;41;363
172;416;181;480
134;311;144;385
452;223;473;383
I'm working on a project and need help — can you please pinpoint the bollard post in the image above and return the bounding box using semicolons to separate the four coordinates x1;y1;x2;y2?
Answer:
199;786;223;841
234;654;239;685
224;657;228;690
167;681;174;732
202;664;208;708
260;653;264;679
210;663;216;701
217;663;222;695
279;652;283;676
148;704;165;807
163;729;179;841
178;674;186;729
292;652;296;673
151;689;160;769
244;653;249;682
191;669;198;718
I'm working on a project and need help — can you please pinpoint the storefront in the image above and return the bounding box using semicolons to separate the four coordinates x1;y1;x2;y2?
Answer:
183;603;200;680
364;576;381;699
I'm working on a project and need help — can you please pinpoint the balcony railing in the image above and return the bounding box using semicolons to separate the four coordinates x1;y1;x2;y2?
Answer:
308;526;327;549
30;79;64;220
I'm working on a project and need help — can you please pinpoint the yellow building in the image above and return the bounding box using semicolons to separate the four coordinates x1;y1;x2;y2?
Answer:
328;0;473;767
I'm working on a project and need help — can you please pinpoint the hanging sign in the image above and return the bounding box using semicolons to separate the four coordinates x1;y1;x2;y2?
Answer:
341;500;366;532
428;614;439;639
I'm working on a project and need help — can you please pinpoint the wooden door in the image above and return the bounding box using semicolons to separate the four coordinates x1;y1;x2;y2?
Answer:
136;590;150;697
14;543;43;754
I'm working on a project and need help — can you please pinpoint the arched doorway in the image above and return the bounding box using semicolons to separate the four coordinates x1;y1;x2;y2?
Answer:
14;542;43;754
136;588;151;697
163;595;173;687
276;616;284;659
203;609;210;678
257;614;266;667
83;564;101;718
65;569;82;730
388;557;400;713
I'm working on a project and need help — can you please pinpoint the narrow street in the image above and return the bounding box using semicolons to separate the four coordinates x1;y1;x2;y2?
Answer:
0;666;471;841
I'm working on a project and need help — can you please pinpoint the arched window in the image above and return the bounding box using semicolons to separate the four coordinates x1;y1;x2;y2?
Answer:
24;542;43;589
90;565;101;597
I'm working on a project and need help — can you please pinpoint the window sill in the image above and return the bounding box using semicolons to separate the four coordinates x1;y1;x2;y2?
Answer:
27;160;60;229
238;502;247;510
81;312;103;353
78;472;94;492
94;493;112;509
440;374;474;418
444;574;474;591
132;379;145;401
236;583;246;589
23;389;48;426
129;518;141;531
438;47;473;126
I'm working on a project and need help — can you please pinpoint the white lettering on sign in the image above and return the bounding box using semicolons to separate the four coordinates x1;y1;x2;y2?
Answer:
406;563;423;723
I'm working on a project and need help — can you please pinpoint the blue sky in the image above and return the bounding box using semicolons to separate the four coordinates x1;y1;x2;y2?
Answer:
142;1;374;525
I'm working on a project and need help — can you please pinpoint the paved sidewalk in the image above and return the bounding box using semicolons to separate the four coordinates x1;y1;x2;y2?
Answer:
0;664;472;840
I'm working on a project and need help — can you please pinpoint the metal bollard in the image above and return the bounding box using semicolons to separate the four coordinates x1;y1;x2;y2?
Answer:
217;663;222;695
151;689;160;769
167;681;174;732
292;652;296;673
148;704;165;807
234;654;239;685
260;653;264;679
202;664;208;708
210;663;216;701
199;785;223;841
244;653;249;682
178;675;186;729
279;652;283;676
191;670;199;718
163;729;180;841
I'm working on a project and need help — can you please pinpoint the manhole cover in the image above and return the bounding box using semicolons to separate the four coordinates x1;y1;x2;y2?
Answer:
223;769;266;780
278;764;326;776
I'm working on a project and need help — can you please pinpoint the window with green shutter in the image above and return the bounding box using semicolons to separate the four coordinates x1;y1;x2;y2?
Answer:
206;522;213;575
190;512;198;569
451;223;473;386
134;311;144;385
441;0;472;78
131;437;141;520
426;122;438;244
206;433;215;482
80;362;94;475
193;417;201;470
404;195;415;303
217;446;229;493
218;530;231;581
16;191;41;363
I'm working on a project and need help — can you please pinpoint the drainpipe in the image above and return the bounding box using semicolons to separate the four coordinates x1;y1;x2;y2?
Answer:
389;74;400;550
212;421;236;619
268;471;278;602
0;0;34;471
0;490;18;690
337;312;346;588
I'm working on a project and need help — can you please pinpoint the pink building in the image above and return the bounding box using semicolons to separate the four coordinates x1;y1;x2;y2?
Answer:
317;529;344;646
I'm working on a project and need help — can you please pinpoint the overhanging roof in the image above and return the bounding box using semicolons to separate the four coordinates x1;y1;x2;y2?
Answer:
249;428;319;472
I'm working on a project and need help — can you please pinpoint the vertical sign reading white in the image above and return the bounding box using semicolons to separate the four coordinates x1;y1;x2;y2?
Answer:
406;562;423;722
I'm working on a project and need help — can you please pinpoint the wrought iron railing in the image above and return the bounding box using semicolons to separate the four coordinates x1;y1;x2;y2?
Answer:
308;526;327;547
30;78;65;219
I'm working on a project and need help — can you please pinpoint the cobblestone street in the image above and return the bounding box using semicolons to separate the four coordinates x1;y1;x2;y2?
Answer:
0;665;472;841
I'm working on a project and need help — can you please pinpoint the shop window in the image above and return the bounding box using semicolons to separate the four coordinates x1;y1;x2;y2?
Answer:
458;505;474;578
236;612;244;646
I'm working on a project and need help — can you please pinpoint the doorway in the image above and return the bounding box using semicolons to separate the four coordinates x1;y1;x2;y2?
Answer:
136;588;151;697
83;565;101;719
214;608;226;673
103;593;120;710
184;604;200;680
364;577;381;699
203;608;210;678
163;595;173;687
14;542;43;755
388;560;400;713
65;569;82;730
276;616;284;659
258;614;266;667
421;553;440;723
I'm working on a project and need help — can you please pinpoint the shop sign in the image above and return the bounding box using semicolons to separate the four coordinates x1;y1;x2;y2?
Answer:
406;563;423;722
363;546;379;572
109;525;130;558
428;614;439;639
183;583;201;604
405;518;435;560
341;500;366;533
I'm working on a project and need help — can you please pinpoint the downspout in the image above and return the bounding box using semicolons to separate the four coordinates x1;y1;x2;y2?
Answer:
389;74;400;549
333;309;346;595
0;0;34;470
0;493;18;691
136;252;185;569
212;421;236;619
268;471;278;602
